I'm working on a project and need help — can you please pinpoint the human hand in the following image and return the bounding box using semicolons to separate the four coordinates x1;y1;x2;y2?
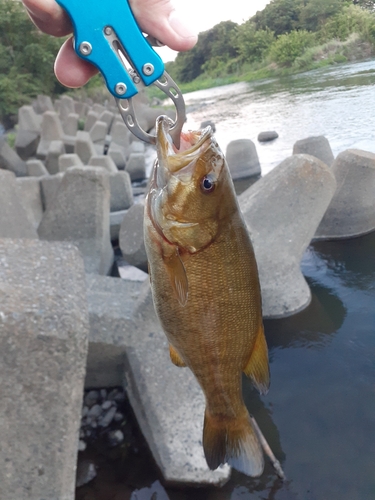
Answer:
21;0;197;88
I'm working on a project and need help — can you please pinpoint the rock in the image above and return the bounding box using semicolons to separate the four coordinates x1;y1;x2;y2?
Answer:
108;429;124;446
89;154;118;173
46;139;66;175
15;130;40;160
84;390;100;407
258;130;279;142
59;153;84;172
26;159;49;177
201;120;216;132
92;103;106;115
119;203;147;271
226;139;261;179
84;110;99;131
40;173;63;211
126;152;146;181
110;209;127;241
0;136;28;177
315;149;375;240
15;177;44;229
38;167;114;275
87;404;103;418
239;154;337;318
74;131;97;164
293;135;334;166
0;239;89;500
130;480;170;500
36;111;64;160
18;104;42;132
76;460;97;488
109;171;134;212
0;170;38;238
98;406;117;427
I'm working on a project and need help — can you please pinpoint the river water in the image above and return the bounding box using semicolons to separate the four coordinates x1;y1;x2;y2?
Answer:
166;61;375;500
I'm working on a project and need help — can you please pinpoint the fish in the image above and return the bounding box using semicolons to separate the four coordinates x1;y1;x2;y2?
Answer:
144;115;270;477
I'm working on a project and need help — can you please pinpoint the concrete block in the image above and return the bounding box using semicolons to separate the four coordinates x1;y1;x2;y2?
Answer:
108;144;126;170
38;167;114;275
0;170;38;238
62;112;79;136
293;135;334;166
26;159;49;177
59;94;75;124
89;155;118;173
89;120;108;143
123;283;231;486
18;105;42;132
110;121;131;152
0;238;89;500
110;209;127;241
98;110;114;130
92;103;106;115
40;173;63;211
239;154;337;318
36;111;64;160
119;203;147;271
84;273;230;485
15;130;40;160
130;140;145;153
35;94;54;114
258;131;279;142
226;139;261;179
74;101;89;119
46;140;66;175
74;131;97;164
126;152;146;181
0;137;28;177
84;110;99;131
315;149;375;239
15;177;44;229
109;171;134;212
58;153;83;172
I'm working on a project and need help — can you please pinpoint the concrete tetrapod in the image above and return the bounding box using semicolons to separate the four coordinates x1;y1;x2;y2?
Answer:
38;167;114;275
84;275;231;485
239;154;337;318
0;239;89;500
315;149;375;240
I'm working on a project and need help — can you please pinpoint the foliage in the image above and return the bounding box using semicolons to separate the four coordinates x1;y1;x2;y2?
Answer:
234;22;275;63
299;0;348;31
319;4;375;43
269;30;315;66
252;0;304;36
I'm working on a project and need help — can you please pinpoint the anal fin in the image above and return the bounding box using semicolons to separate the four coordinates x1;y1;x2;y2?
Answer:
169;345;187;367
243;324;270;395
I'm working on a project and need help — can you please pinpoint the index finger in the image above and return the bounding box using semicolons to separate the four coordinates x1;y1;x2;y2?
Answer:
21;0;73;37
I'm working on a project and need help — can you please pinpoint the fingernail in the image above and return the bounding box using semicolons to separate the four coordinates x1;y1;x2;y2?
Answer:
168;10;198;39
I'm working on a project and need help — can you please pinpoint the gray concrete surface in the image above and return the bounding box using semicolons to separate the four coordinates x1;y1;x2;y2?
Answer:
226;139;261;179
119;203;148;271
293;135;334;166
0;239;89;500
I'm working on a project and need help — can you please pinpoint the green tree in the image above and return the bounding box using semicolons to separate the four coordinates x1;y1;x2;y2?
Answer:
234;21;275;63
269;29;315;65
252;0;304;36
299;0;348;31
0;0;65;125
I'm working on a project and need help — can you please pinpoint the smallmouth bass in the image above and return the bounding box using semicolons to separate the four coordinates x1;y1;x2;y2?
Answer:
144;116;270;476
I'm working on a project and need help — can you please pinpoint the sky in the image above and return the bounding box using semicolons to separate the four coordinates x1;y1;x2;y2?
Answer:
155;0;271;61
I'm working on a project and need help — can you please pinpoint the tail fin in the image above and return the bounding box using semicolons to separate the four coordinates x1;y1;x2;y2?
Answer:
203;409;264;477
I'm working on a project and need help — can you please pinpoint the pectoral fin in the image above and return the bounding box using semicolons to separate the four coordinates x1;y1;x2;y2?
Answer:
169;345;187;367
163;247;188;306
243;324;270;395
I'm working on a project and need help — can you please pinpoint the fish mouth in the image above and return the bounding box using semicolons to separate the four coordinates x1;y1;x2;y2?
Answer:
156;115;212;175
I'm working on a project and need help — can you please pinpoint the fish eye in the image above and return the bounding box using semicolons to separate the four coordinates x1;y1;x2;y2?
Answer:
200;175;216;193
